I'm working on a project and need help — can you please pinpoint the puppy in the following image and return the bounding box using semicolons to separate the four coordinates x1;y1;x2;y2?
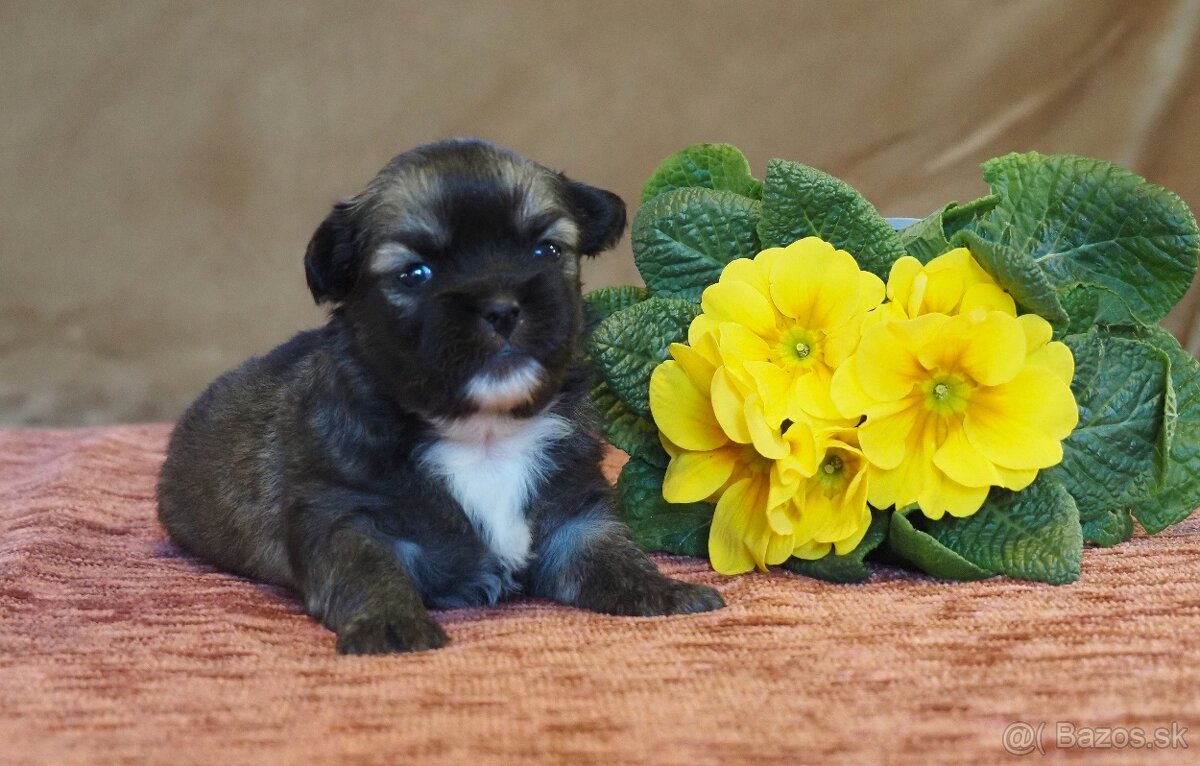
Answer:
157;139;725;654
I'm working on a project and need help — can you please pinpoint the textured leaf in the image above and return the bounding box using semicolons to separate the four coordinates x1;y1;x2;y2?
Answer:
589;297;701;416
1050;332;1169;521
756;159;907;280
941;194;1001;237
886;508;995;581
899;196;1000;264
974;152;1199;327
1081;508;1134;548
640;143;762;204
898;209;954;265
921;476;1083;584
617;457;713;557
584;285;650;333
632;188;762;300
1130;326;1200;533
781;511;889;584
589;376;667;467
953;228;1069;328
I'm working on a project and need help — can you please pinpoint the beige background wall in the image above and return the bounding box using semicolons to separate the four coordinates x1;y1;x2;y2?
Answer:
4;0;1200;426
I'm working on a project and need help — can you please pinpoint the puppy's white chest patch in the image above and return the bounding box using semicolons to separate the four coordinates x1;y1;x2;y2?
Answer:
421;412;572;573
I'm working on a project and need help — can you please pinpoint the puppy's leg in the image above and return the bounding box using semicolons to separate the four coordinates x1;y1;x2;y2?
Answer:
529;504;725;616
287;496;448;655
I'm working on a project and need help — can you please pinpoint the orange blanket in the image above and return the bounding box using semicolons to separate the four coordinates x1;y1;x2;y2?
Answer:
2;425;1198;764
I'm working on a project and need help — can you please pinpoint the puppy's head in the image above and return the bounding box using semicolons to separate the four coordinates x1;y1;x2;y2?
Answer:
304;139;625;419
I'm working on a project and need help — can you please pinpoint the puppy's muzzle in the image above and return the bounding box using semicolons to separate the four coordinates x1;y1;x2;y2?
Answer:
481;297;520;338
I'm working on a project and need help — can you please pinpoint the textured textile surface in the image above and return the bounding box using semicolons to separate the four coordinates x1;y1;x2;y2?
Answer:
2;425;1199;765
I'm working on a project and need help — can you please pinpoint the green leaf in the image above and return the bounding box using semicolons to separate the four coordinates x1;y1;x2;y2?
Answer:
953;228;1069;328
617;457;713;557
1050;332;1170;521
899;196;1001;264
898;211;953;265
756;158;908;280
942;194;1000;237
640;143;762;204
631;188;762;300
886;508;995;581
584;285;650;333
921;476;1083;584
1081;508;1134;548
589;297;701;416
1130;327;1200;533
975;152;1199;327
781;511;889;583
589;376;667;467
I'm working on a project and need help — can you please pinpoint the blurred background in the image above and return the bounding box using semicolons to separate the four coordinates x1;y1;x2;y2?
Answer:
3;0;1200;426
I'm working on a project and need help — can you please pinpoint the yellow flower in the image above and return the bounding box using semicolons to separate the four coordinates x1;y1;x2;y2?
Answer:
700;237;885;421
788;428;873;560
649;237;885;574
831;308;1078;520
876;247;1016;322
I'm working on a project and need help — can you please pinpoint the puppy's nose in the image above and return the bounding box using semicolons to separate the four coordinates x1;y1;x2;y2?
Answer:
481;297;521;338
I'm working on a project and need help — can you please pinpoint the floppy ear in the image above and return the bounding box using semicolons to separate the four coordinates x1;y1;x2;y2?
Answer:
563;180;627;256
304;199;360;304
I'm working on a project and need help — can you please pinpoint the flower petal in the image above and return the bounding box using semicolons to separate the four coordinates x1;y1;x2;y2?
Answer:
769;238;862;330
744;360;791;427
649;361;728;451
670;342;716;393
1028;341;1075;386
996;465;1038;491
830;362;873;418
932;418;1002;488
857;396;924;471
791;538;832;560
745;393;790;460
1017;312;1052;352
964;367;1078;469
708;478;760;575
718;321;771;366
702;281;777;339
957;311;1026;386
786;365;842;421
961;283;1016;316
709;367;753;444
663;448;738;503
855;316;945;401
917;469;989;519
886;256;922;307
917;265;966;315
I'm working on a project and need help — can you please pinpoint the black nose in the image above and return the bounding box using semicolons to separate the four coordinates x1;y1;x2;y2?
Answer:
481;298;521;337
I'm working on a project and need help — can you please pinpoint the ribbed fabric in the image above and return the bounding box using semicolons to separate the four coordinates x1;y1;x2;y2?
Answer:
1;425;1197;765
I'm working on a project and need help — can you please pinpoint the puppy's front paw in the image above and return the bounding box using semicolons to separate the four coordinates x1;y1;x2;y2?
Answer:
336;604;449;655
614;578;726;617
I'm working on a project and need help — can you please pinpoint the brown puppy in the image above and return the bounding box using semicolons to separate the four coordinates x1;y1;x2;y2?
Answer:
157;139;725;654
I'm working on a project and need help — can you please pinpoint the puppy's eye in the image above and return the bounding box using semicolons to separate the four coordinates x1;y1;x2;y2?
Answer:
532;241;562;260
397;262;433;288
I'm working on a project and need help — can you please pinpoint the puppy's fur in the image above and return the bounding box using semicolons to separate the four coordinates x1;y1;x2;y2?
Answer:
157;139;724;654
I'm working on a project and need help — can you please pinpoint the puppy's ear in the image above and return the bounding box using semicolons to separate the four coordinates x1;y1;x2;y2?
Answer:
304;199;359;304
564;180;626;256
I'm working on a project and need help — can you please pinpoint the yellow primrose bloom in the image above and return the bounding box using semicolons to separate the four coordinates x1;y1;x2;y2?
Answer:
830;308;1077;520
788;429;874;560
699;237;885;421
649;236;885;575
877;247;1016;322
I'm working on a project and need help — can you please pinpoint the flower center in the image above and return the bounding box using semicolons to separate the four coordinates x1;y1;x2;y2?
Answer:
778;326;820;368
816;450;851;490
922;374;971;415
